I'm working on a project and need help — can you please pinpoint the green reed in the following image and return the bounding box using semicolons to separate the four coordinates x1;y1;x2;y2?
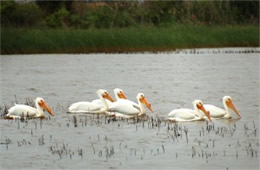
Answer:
1;25;259;54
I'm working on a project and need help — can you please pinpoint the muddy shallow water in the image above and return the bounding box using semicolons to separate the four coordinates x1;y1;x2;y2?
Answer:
0;48;259;169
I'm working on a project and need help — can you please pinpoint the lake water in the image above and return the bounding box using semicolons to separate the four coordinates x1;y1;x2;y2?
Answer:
0;48;259;169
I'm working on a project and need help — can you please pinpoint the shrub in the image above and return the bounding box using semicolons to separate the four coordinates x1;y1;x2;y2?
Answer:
93;6;114;28
1;1;43;27
46;7;69;28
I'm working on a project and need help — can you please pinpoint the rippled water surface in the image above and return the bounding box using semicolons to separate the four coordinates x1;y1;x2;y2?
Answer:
0;48;259;169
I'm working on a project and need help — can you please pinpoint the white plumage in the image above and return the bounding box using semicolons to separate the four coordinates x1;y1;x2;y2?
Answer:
204;96;241;119
68;89;114;114
90;88;126;107
168;100;211;122
6;97;54;119
109;93;153;118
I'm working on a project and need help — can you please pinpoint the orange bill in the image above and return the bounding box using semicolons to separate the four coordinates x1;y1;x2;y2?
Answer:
198;104;211;121
39;101;54;116
103;92;115;102
226;100;241;118
118;91;128;99
140;96;154;113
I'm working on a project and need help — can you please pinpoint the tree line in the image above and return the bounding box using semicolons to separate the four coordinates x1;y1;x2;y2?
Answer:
1;1;259;28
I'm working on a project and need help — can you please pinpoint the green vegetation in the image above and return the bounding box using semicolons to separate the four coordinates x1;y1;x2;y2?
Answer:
1;25;258;54
1;1;259;28
1;1;259;54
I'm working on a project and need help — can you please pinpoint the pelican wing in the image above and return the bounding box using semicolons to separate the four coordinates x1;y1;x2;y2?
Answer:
117;99;140;111
91;99;112;107
109;100;140;115
203;104;226;118
7;104;37;118
68;102;101;113
133;104;141;111
168;109;197;120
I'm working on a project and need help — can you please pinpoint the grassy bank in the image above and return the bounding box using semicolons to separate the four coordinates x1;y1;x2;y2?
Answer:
1;25;259;54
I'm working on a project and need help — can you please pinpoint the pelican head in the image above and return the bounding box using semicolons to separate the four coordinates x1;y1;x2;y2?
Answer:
35;97;54;116
97;89;115;102
137;93;154;113
114;88;128;100
223;96;241;118
193;100;211;121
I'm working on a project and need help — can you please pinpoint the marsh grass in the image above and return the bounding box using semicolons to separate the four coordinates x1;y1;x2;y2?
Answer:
1;25;259;54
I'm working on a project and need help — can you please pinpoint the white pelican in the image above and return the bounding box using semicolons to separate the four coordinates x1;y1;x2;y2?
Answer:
111;88;140;110
68;89;115;114
168;100;212;122
203;96;241;119
108;93;154;118
91;88;127;106
113;88;128;100
5;97;54;119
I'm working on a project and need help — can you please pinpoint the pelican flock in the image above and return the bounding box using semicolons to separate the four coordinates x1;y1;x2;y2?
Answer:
68;89;154;118
3;87;241;122
108;93;154;118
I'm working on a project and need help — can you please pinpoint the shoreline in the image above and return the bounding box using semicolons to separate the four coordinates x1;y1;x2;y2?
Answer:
2;46;259;55
1;47;259;55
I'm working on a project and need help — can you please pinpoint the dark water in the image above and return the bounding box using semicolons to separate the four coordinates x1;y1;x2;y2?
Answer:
0;48;259;169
